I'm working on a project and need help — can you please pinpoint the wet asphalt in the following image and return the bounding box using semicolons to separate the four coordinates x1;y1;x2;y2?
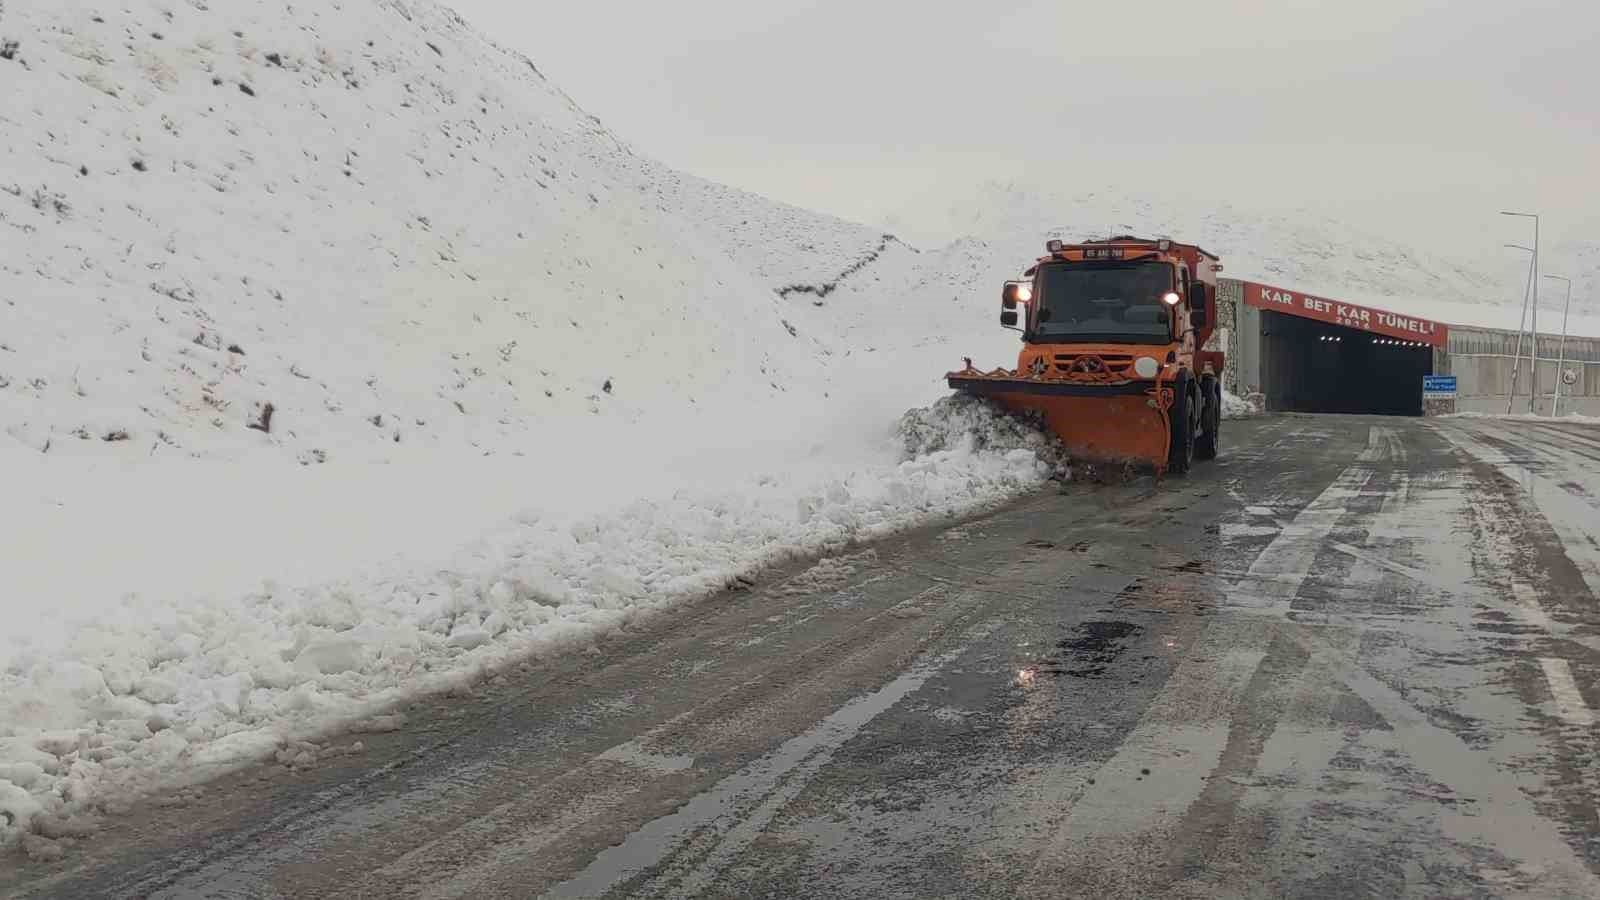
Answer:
7;413;1600;899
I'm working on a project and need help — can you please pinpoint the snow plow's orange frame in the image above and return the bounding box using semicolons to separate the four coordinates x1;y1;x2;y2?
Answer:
948;359;1176;471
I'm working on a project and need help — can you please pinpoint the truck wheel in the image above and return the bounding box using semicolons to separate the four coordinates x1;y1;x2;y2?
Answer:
1195;376;1220;461
1168;374;1196;475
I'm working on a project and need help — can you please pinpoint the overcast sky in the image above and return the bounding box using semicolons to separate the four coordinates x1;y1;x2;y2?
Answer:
446;0;1597;259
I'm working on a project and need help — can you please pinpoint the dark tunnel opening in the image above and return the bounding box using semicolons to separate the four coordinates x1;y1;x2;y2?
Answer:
1261;310;1434;416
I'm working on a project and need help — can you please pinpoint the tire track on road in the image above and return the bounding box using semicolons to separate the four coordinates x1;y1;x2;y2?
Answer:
1436;421;1600;600
1020;424;1393;896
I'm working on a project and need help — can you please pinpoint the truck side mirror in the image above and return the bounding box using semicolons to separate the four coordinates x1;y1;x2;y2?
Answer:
1002;281;1030;310
1188;282;1208;310
1000;310;1019;328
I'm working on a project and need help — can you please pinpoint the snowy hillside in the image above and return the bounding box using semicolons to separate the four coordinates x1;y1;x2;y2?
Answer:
0;0;838;461
0;0;1033;856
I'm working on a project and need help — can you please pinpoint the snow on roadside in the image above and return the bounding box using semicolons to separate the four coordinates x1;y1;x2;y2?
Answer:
0;397;1056;852
1441;411;1600;425
1222;389;1264;419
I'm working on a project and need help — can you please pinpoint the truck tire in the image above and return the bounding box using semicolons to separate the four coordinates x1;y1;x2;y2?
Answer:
1195;375;1220;461
1168;373;1196;475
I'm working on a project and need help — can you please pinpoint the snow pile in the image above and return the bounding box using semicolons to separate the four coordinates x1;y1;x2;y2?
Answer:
0;420;1052;848
1222;389;1264;419
897;393;1069;471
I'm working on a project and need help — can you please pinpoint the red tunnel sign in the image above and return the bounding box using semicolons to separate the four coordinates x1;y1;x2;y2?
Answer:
1243;281;1448;348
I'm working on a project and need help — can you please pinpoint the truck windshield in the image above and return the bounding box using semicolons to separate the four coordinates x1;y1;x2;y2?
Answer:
1032;262;1174;342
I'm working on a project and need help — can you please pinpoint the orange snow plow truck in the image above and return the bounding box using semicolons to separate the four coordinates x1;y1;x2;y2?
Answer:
947;236;1224;475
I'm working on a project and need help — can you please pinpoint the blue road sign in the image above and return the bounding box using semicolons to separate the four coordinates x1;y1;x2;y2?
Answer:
1422;375;1457;399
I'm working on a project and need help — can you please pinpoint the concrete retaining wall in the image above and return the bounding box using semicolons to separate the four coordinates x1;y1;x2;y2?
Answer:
1445;356;1600;416
1444;326;1600;417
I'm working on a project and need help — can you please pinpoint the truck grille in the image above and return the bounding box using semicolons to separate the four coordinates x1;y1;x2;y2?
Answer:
1053;353;1135;376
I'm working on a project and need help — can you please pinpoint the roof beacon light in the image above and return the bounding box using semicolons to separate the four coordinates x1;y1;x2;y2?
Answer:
1046;239;1064;253
1161;291;1182;307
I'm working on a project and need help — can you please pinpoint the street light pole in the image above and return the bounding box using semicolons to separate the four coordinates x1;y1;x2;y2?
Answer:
1504;243;1535;415
1502;211;1540;413
1544;274;1572;417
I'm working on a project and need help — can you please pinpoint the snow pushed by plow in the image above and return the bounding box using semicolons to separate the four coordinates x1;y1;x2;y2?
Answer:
898;393;1071;471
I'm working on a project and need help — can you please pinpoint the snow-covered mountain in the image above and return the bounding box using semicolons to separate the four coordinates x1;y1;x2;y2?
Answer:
888;180;1600;330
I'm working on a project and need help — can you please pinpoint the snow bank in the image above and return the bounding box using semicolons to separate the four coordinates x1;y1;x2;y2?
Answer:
1222;389;1264;419
0;396;1054;847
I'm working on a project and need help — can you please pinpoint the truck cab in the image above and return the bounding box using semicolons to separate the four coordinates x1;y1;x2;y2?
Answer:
969;236;1226;473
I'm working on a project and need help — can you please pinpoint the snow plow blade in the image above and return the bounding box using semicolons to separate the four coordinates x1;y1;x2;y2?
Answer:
947;369;1172;473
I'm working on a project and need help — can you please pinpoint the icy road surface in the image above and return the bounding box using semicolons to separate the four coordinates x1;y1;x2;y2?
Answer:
8;414;1600;899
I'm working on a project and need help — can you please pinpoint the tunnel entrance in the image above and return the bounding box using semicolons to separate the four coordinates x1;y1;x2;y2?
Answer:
1261;311;1433;415
1241;279;1450;417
